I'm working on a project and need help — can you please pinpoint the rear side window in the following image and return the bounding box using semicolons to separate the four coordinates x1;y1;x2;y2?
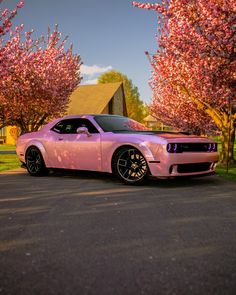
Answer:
51;119;99;134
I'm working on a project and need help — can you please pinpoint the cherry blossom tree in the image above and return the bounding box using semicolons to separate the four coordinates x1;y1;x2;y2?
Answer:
148;75;218;136
133;0;236;164
1;0;24;131
0;26;81;133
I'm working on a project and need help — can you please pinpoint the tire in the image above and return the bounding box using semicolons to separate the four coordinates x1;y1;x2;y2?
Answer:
25;146;48;176
112;147;148;184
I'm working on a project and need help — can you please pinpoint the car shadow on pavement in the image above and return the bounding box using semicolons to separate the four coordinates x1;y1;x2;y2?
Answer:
46;168;223;188
147;174;223;188
48;169;117;183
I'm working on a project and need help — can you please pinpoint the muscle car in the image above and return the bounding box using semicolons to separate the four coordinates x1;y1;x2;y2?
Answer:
16;114;218;184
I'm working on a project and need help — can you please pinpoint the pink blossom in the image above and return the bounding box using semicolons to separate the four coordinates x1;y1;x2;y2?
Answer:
17;1;24;9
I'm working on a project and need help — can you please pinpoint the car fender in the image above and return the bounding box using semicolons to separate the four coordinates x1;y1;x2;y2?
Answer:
24;140;48;165
101;139;156;173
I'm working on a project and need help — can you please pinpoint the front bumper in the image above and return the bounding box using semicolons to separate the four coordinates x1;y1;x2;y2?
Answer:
148;152;219;177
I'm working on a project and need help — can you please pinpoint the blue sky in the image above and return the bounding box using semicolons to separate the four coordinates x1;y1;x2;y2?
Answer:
4;0;158;103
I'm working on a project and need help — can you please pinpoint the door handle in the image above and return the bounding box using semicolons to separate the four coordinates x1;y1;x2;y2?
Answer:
58;138;64;141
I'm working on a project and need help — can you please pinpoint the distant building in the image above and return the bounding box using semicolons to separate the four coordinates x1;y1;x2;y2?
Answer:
143;115;172;130
143;115;160;129
0;126;18;145
68;82;127;116
0;82;127;145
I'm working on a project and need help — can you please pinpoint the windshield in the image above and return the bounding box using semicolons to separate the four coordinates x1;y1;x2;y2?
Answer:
94;115;150;132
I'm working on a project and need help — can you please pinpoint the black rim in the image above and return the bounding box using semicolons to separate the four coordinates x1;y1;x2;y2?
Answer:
26;148;42;174
117;149;147;182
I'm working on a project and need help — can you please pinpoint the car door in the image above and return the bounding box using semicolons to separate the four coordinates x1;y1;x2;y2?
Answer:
46;118;102;171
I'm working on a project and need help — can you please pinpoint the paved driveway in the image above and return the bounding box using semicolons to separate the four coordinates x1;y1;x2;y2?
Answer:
0;168;236;295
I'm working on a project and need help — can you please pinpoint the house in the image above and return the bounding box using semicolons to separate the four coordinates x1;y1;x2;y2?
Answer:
0;82;127;145
0;126;18;145
143;115;160;130
143;114;171;131
68;82;127;116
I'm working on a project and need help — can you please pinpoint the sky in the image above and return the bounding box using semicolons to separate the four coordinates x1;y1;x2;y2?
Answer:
4;0;159;103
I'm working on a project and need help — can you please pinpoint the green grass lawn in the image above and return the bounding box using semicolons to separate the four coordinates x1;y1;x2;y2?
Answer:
216;164;236;181
0;154;21;172
0;144;16;150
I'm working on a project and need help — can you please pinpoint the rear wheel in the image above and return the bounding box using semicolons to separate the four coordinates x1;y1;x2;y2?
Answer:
112;147;148;184
25;147;48;176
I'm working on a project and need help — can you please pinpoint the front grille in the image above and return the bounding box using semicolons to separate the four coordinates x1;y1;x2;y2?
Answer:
177;162;212;173
180;143;216;152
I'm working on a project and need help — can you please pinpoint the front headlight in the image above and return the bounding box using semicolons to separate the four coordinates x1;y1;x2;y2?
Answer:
208;143;217;152
166;143;182;153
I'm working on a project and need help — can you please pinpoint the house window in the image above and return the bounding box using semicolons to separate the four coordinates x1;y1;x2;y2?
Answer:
0;127;6;143
0;127;6;137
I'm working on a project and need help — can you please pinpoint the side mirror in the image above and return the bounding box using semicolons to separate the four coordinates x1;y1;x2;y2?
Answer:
76;127;92;137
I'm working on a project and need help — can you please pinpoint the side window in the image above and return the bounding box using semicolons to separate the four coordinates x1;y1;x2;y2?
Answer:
51;121;65;134
76;119;99;134
51;119;77;134
51;119;99;134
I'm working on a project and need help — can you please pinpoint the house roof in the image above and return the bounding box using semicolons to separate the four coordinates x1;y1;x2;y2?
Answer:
68;82;124;115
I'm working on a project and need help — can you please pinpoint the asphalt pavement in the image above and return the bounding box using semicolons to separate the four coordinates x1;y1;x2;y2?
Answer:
0;168;236;295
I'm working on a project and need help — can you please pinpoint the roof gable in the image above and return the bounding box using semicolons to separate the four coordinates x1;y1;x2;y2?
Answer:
68;82;123;115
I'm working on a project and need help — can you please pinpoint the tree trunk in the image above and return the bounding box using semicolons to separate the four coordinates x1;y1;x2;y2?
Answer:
18;114;48;134
219;124;235;165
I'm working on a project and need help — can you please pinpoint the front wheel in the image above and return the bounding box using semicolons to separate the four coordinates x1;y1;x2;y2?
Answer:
25;147;48;176
112;147;149;184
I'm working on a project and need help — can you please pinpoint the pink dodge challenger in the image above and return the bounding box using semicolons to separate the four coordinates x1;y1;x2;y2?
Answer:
16;114;218;184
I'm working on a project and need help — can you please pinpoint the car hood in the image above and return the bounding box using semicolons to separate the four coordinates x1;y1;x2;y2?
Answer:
112;130;200;138
110;130;212;143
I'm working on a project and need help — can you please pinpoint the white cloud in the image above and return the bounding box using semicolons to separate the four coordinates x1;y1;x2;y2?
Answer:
81;64;112;77
83;78;98;85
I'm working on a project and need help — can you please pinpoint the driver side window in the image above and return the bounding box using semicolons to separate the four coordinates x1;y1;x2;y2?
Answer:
51;118;99;134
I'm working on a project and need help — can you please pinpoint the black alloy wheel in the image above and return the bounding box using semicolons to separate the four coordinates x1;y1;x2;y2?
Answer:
113;147;148;184
26;147;47;176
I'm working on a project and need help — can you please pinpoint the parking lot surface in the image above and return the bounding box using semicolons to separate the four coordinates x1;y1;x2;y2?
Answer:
0;168;236;295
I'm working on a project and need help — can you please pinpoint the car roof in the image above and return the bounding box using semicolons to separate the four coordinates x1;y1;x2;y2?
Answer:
41;114;126;131
61;114;125;119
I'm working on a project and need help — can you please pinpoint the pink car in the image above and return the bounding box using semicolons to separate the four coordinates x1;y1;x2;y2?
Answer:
16;114;218;184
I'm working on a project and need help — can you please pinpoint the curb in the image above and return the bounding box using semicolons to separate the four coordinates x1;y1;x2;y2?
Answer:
0;150;16;154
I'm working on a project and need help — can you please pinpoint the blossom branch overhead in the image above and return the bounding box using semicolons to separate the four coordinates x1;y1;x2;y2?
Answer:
132;1;166;13
0;0;24;37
